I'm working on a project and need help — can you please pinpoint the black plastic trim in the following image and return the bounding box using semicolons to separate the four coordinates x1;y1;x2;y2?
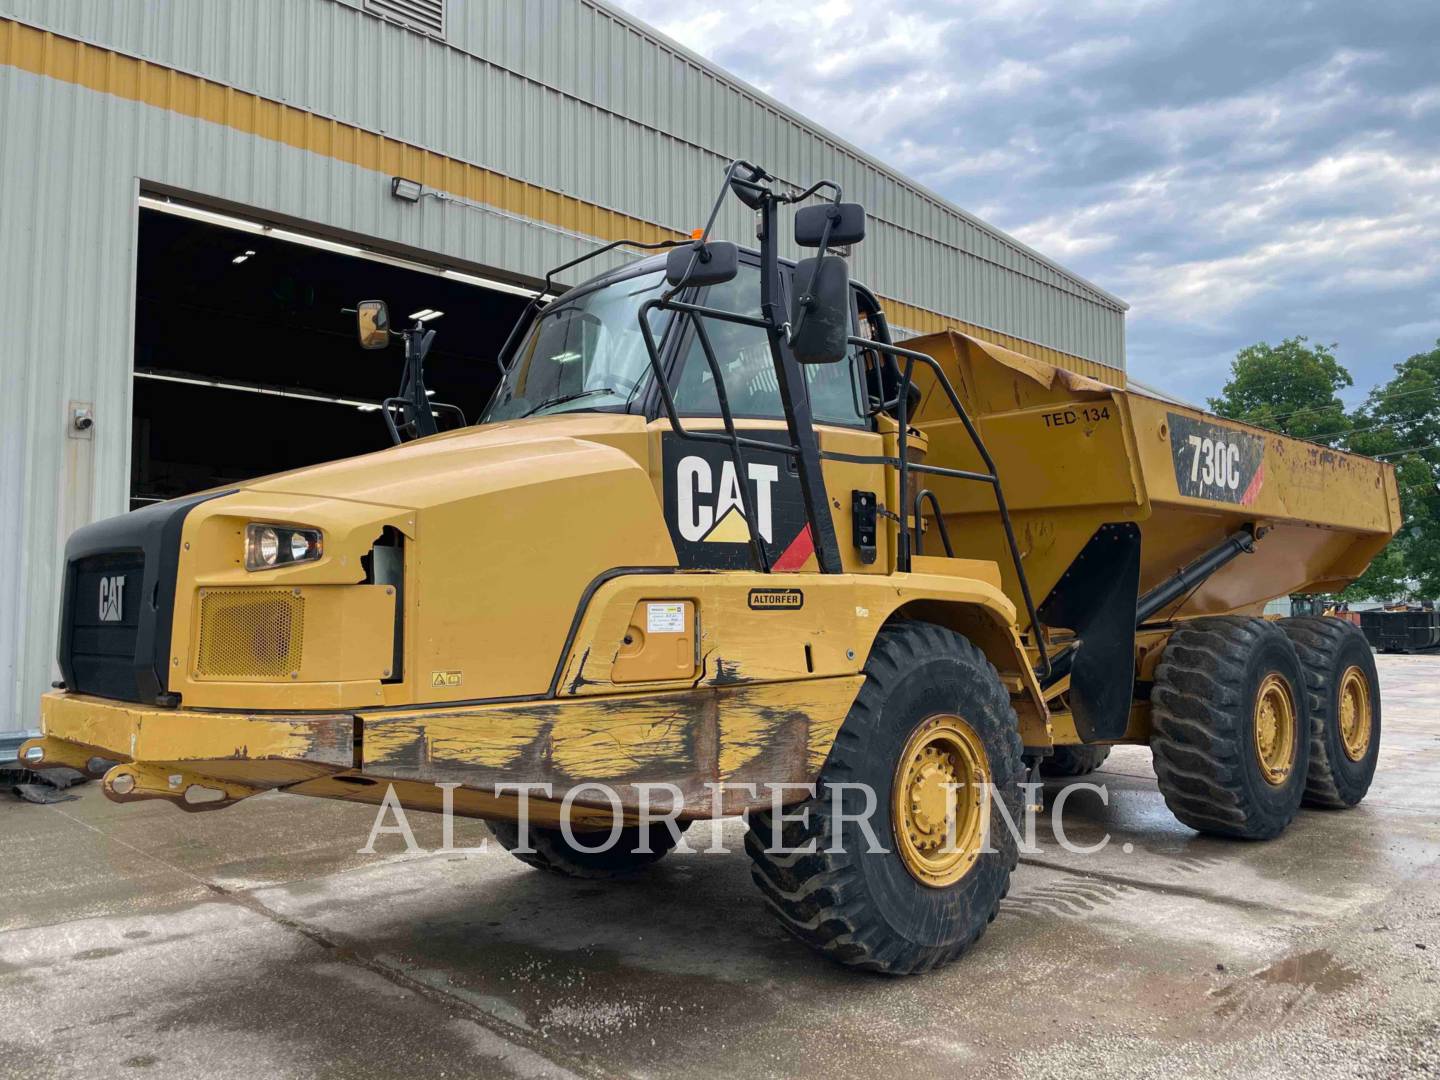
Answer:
57;489;234;705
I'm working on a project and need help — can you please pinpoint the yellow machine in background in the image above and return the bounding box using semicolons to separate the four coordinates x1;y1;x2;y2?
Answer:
23;162;1399;974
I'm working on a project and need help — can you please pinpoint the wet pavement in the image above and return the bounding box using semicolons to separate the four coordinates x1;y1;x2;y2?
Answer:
2;654;1437;1078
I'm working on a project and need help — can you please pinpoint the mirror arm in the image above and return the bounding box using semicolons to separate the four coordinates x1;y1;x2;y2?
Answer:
779;178;842;206
663;159;766;301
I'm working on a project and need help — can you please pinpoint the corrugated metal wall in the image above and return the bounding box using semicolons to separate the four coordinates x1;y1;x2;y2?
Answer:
0;52;609;740
0;0;1126;367
0;1;1127;738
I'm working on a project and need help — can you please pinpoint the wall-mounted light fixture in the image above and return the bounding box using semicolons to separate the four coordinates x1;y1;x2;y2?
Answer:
391;177;423;202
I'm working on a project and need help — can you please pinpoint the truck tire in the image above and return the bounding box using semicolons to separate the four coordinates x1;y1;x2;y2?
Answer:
1151;616;1310;840
744;620;1024;975
1279;616;1381;809
1040;745;1111;777
487;821;680;879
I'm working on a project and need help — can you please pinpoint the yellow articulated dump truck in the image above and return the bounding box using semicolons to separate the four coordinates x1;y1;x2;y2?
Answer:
25;162;1400;974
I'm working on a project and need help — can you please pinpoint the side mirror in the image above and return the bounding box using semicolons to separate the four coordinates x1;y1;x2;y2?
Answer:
790;256;851;364
356;300;390;349
665;241;739;288
794;203;866;248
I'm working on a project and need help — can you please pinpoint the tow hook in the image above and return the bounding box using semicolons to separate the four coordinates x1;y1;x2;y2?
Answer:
17;736;119;780
102;763;262;813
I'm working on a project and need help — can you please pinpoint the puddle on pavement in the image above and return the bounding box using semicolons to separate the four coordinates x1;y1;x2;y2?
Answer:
1251;948;1361;993
1211;948;1362;1019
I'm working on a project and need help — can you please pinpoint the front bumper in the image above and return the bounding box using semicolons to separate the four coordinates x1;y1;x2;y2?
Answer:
25;691;353;811
28;674;865;819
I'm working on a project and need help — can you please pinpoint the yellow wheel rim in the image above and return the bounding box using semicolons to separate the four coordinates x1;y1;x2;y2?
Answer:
893;715;990;889
1337;666;1372;762
1253;673;1297;785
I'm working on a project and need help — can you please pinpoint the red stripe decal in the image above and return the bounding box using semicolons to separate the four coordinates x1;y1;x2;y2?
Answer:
1241;461;1265;506
771;525;815;571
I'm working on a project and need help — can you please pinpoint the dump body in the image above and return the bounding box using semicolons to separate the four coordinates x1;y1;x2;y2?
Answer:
903;330;1402;629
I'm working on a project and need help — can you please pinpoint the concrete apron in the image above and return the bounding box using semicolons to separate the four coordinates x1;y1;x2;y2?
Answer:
1;655;1437;1079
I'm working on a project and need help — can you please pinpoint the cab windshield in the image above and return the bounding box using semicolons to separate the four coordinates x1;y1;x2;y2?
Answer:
480;263;864;426
482;270;670;422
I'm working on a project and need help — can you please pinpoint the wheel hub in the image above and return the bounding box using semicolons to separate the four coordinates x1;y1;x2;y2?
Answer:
1337;665;1372;762
1253;672;1297;785
893;715;990;888
907;752;959;849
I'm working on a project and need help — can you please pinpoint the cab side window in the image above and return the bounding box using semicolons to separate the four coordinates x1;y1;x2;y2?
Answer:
670;265;864;426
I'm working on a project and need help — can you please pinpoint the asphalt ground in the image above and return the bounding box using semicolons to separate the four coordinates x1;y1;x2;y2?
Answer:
2;654;1437;1079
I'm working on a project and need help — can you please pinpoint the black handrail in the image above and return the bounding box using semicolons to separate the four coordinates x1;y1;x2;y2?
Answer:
601;159;1049;677
912;489;955;558
850;334;1050;680
637;293;1051;678
381;399;465;445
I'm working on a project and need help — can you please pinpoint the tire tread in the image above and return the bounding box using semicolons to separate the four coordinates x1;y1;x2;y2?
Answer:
1151;616;1306;839
1279;616;1378;809
744;621;1022;975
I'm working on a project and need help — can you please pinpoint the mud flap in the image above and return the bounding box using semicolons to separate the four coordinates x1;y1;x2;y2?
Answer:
1037;522;1141;741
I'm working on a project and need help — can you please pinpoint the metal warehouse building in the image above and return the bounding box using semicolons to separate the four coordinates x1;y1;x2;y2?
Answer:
0;0;1127;751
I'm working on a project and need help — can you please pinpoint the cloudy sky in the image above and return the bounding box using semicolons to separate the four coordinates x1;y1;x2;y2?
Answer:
610;0;1440;404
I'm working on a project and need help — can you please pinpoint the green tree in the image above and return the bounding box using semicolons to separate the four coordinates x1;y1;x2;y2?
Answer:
1208;336;1353;443
1344;340;1440;600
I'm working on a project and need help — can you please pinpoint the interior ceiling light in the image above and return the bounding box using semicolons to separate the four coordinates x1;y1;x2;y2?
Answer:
231;249;257;265
139;196;544;299
408;308;444;322
441;268;543;299
134;369;380;411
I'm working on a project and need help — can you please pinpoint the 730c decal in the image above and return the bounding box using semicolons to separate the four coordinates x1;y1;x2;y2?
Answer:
1168;412;1265;505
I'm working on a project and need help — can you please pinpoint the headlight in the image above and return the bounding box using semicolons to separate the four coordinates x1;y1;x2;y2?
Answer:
245;523;323;571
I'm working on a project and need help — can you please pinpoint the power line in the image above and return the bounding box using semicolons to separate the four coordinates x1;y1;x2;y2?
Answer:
1220;377;1440;429
1374;442;1440;460
1348;380;1440;414
1303;417;1437;445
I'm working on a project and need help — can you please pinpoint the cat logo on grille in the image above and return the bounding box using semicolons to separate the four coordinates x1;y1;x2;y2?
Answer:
98;575;125;622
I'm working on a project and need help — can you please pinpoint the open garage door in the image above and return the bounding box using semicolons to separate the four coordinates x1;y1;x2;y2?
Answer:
131;199;533;507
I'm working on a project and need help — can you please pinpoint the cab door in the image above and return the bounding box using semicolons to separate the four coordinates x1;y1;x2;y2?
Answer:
648;258;890;573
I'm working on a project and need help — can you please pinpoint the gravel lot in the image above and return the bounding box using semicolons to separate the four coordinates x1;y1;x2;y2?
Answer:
2;654;1437;1078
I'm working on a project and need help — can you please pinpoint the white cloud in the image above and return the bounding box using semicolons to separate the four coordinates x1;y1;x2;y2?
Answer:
611;0;1440;401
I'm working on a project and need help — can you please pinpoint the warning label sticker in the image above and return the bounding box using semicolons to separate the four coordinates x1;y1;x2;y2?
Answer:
646;602;687;634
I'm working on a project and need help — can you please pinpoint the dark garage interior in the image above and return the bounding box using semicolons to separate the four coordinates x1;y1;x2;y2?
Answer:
131;206;532;506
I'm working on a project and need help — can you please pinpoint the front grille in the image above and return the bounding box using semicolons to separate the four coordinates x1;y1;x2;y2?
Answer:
67;552;146;699
58;490;229;704
196;588;305;679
